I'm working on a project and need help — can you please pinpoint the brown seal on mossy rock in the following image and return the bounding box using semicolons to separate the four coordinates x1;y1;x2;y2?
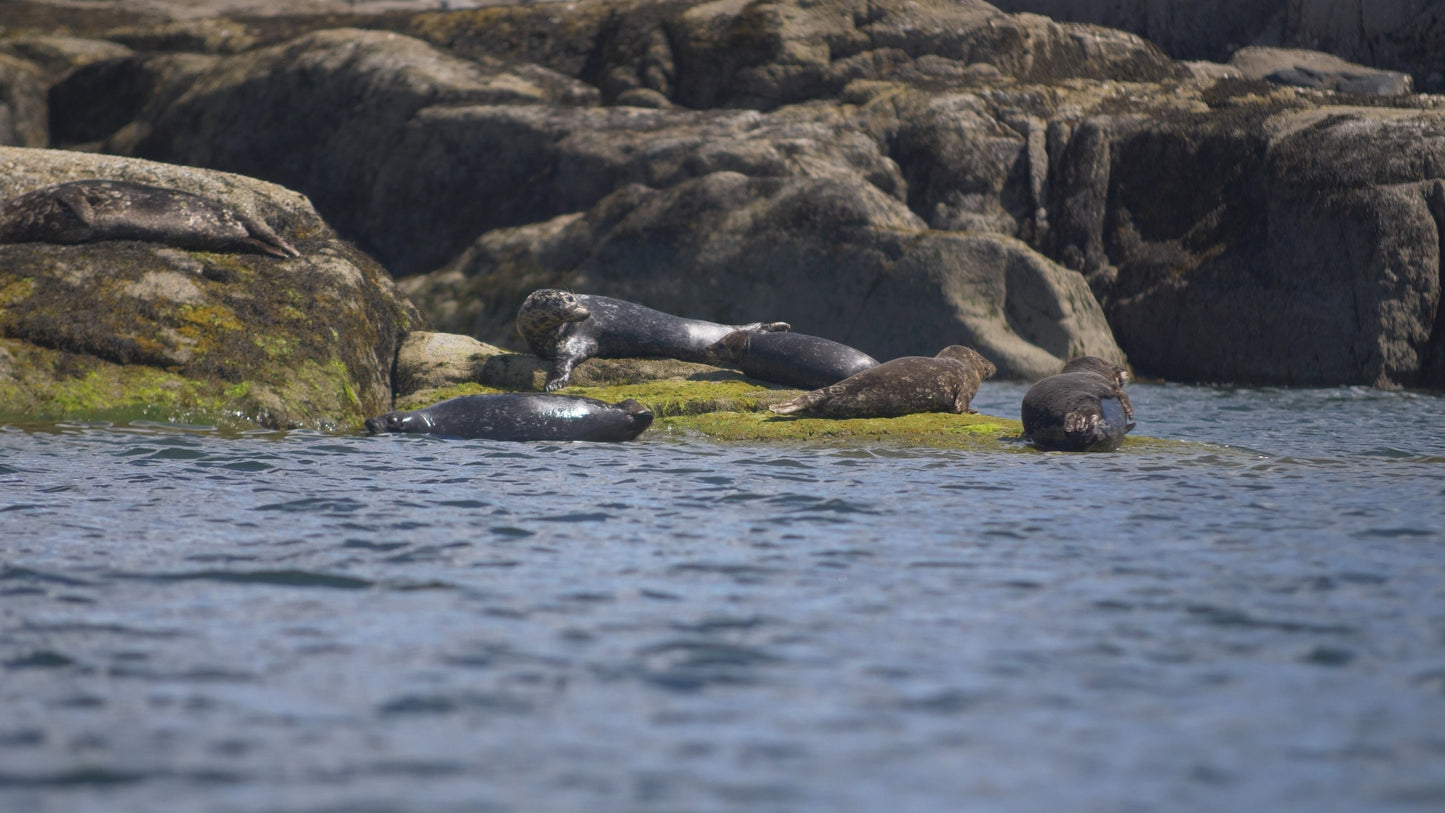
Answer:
705;329;879;390
365;393;653;442
515;289;790;392
769;345;996;419
0;180;299;258
1021;356;1135;452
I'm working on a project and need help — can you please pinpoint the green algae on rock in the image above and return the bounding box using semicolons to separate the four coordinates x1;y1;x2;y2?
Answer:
0;147;421;430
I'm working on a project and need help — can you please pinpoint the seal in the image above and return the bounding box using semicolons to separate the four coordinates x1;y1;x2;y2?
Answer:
365;393;653;442
0;179;300;258
768;345;996;419
516;289;790;391
704;329;879;390
1020;356;1135;452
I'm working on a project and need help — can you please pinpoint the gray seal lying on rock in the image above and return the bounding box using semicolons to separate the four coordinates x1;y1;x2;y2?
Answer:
704;329;879;390
1020;356;1135;452
365;393;653;442
516;289;790;391
0;179;300;258
769;345;996;419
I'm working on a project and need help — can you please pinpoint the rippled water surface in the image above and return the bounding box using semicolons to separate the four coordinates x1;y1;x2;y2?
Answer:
2;384;1443;812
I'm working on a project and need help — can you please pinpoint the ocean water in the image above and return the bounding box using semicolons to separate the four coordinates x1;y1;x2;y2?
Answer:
1;383;1442;812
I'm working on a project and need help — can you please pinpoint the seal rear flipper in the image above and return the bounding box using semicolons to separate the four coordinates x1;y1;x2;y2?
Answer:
236;212;300;258
53;184;98;226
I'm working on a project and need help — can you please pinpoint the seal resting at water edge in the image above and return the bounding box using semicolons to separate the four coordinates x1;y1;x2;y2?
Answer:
768;345;996;419
1020;356;1135;452
516;289;790;391
365;393;653;442
704;329;879;390
0;179;300;258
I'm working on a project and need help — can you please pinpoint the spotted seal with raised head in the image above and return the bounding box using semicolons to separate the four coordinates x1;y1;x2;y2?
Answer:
1020;356;1135;452
365;393;653;442
704;330;879;390
516;289;790;391
768;345;996;419
0;179;300;258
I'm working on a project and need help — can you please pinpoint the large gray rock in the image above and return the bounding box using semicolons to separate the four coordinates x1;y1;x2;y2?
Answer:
988;0;1445;90
1048;107;1445;387
9;0;1444;388
120;27;599;272
403;170;1127;380
0;146;422;428
0;55;47;147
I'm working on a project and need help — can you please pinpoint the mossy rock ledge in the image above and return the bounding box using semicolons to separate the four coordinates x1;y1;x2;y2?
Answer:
392;330;1174;452
0;146;422;430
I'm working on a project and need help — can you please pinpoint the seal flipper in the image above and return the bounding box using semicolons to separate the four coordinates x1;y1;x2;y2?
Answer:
544;356;576;392
53;184;98;226
235;211;300;258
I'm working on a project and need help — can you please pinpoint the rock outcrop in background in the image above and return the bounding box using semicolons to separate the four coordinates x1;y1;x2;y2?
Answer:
989;0;1445;91
2;0;1444;398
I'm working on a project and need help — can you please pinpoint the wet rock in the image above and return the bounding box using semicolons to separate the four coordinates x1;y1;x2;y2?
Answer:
0;146;421;429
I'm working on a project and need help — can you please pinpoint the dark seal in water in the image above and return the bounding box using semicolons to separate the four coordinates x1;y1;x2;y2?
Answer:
1020;356;1135;452
365;393;653;442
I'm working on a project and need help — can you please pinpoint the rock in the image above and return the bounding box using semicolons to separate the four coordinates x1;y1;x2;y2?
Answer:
0;54;47;147
0;35;135;83
393;330;507;397
0;146;421;429
1229;46;1412;96
113;27;598;272
404;170;1126;380
988;0;1444;91
1052;106;1445;387
8;0;1443;389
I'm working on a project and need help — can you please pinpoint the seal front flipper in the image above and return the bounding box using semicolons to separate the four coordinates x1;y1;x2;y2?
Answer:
544;357;576;392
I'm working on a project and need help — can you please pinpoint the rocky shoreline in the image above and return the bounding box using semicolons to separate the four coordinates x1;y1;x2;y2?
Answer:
1;0;1443;434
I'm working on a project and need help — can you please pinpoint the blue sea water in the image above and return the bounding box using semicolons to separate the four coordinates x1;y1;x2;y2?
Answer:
1;383;1442;812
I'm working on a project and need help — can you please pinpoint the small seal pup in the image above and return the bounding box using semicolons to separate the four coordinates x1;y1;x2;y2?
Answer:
704;330;879;390
516;289;790;391
365;393;653;442
0;179;300;258
1020;356;1135;452
768;345;996;419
